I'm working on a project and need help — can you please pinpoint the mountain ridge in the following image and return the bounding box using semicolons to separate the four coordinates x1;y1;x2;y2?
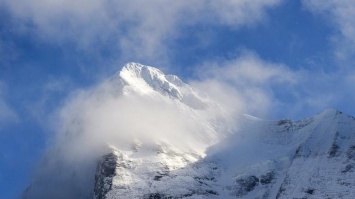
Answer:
22;63;355;199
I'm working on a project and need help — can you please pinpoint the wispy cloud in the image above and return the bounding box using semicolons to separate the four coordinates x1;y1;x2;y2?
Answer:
0;99;17;125
1;0;282;64
0;82;18;127
190;51;355;119
190;52;300;118
299;0;355;117
303;0;355;61
22;67;224;198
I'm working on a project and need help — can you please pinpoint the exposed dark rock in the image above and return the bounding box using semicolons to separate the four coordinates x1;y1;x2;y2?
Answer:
294;145;302;158
276;186;286;199
294;144;314;158
341;164;354;173
346;145;355;160
260;172;275;185
153;175;163;181
276;173;291;199
328;143;340;158
206;190;218;195
194;176;215;181
143;193;173;199
94;152;118;199
153;166;169;181
278;119;292;126
236;175;259;196
305;188;315;195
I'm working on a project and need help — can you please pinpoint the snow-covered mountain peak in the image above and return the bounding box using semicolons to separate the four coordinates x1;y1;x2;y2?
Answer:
322;108;345;117
22;62;355;199
315;108;340;116
119;62;184;99
118;62;170;95
310;108;351;123
117;62;210;110
120;62;166;83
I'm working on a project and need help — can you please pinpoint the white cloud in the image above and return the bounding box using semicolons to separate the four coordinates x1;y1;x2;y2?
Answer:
0;82;18;126
22;69;224;198
0;99;17;124
1;0;282;63
303;0;355;60
191;52;299;118
26;77;74;128
301;0;355;117
47;75;223;162
189;51;355;119
207;0;281;26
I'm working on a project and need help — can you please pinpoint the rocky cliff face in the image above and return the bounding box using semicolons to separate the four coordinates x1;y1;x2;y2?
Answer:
94;151;118;199
93;143;220;199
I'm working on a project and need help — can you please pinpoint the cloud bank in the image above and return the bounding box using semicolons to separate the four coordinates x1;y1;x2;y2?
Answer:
23;67;224;198
1;0;354;120
56;84;218;156
1;0;281;63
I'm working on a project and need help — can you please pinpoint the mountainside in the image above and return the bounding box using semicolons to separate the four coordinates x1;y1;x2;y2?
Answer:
23;63;355;199
93;109;355;199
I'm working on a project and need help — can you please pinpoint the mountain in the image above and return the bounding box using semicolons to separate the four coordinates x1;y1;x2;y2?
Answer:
22;63;355;199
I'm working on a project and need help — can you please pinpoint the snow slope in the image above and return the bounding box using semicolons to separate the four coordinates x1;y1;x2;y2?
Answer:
94;108;355;199
22;63;355;199
205;109;355;199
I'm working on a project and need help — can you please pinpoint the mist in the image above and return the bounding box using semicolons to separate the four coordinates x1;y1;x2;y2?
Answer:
22;68;231;198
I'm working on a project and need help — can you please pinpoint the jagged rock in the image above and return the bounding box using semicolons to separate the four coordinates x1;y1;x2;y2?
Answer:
260;172;275;185
342;164;354;173
94;152;118;199
143;193;173;199
347;145;355;160
328;143;340;158
236;175;259;195
305;188;314;195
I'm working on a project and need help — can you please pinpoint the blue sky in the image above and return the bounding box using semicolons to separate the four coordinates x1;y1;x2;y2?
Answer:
1;0;355;198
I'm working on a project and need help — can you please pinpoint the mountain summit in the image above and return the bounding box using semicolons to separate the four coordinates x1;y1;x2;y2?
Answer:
114;62;211;110
22;63;355;199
